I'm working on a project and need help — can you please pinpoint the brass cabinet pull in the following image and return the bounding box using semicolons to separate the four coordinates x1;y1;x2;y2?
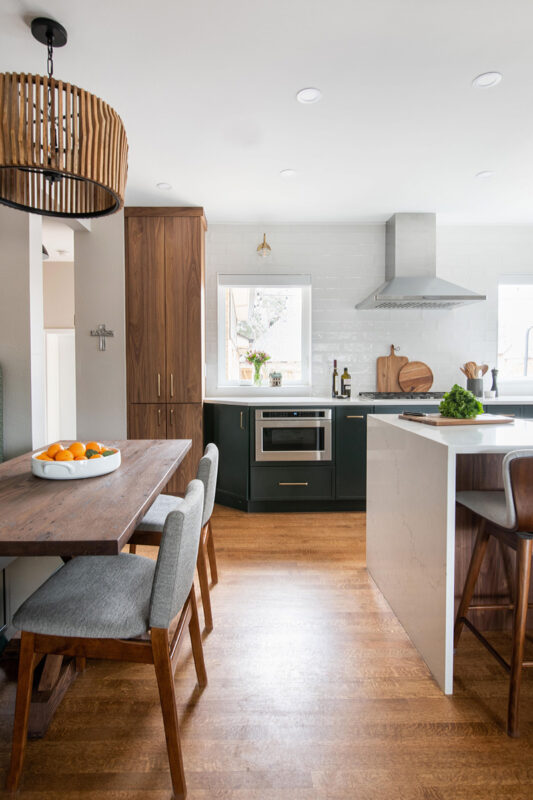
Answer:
157;373;161;398
169;408;174;426
278;482;309;486
240;411;245;430
157;408;162;425
346;415;364;419
170;373;174;398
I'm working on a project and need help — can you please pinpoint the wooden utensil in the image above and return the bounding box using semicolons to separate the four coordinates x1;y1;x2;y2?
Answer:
480;364;489;377
398;361;434;392
376;345;408;392
464;361;477;379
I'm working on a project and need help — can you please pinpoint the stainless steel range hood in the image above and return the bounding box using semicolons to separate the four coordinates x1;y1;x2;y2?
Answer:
356;213;486;309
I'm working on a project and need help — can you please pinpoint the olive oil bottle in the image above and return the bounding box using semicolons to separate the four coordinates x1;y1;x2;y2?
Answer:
341;366;351;398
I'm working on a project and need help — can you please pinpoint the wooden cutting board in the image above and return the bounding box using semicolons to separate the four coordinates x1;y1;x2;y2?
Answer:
376;345;408;392
399;413;514;426
398;361;433;392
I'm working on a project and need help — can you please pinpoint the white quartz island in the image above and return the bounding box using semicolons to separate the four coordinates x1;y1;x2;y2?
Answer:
366;414;533;694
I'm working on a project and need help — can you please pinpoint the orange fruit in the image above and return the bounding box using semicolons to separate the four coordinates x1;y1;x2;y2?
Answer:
36;453;53;461
47;442;63;458
68;442;86;458
55;449;74;461
89;453;102;459
86;441;102;453
74;455;88;461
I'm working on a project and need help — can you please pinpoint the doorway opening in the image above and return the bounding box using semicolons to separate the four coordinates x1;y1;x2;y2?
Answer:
41;221;76;443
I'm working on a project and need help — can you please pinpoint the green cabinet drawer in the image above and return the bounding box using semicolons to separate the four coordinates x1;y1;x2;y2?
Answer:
250;466;334;501
374;405;440;415
483;404;521;417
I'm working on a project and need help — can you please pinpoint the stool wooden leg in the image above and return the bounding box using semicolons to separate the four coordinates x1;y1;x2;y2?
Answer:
508;537;532;738
151;628;187;800
129;543;137;554
454;519;490;649
75;657;87;673
188;586;207;688
206;520;218;585
6;632;36;791
197;540;213;632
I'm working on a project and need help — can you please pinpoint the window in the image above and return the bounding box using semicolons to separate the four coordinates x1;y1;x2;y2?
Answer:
217;274;311;387
498;278;533;378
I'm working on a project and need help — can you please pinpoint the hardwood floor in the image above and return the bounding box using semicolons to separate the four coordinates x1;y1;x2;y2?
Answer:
1;507;532;799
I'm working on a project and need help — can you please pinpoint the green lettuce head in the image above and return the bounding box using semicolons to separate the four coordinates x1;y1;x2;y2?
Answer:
439;384;484;419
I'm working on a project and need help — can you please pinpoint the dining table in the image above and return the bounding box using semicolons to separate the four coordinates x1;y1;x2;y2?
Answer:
0;438;191;736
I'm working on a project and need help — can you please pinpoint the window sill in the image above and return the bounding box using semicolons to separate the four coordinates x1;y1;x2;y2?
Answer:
213;385;313;397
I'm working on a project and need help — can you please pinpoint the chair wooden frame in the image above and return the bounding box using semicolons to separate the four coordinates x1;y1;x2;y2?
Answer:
455;455;533;737
6;584;206;798
130;519;218;631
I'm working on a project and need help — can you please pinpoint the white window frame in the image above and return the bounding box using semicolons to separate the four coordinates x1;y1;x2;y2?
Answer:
498;275;533;385
217;274;312;388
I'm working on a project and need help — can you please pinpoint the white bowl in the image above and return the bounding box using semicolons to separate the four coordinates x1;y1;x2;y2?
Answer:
32;448;121;480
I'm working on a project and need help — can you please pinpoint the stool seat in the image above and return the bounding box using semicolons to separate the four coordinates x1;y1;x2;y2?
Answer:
137;494;183;532
454;449;533;737
456;490;515;531
13;554;155;639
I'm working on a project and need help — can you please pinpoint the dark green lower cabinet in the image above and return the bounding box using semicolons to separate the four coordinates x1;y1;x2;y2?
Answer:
335;406;372;499
204;403;249;508
207;401;531;512
251;466;334;501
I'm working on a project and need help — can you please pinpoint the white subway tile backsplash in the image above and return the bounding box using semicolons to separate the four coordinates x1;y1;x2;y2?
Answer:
205;223;533;396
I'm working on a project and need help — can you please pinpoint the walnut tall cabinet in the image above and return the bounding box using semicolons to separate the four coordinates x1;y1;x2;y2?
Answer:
125;207;206;494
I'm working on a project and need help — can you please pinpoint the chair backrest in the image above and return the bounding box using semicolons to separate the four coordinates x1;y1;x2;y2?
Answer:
503;450;533;531
197;443;219;528
149;479;204;629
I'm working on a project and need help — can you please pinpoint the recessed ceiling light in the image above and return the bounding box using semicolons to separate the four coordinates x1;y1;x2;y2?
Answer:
472;72;502;88
475;170;495;179
280;169;297;178
156;182;172;191
296;87;322;104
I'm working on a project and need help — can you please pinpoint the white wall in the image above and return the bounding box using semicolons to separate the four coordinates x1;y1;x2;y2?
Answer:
43;261;75;328
74;211;127;440
205;223;533;396
0;207;45;457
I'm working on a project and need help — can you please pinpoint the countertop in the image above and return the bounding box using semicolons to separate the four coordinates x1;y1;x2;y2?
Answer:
204;395;533;407
368;413;533;453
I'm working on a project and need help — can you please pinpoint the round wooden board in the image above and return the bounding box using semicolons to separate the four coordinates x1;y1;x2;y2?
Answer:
398;361;434;392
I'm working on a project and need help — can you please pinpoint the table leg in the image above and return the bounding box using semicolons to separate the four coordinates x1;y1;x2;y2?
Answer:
1;642;78;738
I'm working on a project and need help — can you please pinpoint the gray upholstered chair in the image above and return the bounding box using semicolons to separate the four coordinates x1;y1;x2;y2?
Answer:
129;443;219;631
6;480;206;798
455;449;533;737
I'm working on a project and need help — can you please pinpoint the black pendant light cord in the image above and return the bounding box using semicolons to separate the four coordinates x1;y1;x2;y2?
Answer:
47;35;54;80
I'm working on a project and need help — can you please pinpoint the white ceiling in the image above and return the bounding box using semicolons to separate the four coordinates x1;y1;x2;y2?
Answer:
2;0;533;224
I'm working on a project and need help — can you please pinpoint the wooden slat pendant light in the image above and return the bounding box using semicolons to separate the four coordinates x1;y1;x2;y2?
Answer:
0;18;128;218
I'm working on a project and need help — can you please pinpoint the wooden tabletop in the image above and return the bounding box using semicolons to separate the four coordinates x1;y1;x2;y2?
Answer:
0;440;191;557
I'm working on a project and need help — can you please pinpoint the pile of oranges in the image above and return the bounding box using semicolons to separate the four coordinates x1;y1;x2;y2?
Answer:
36;442;117;462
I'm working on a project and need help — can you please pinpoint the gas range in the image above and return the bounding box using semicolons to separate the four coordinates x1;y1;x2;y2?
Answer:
359;391;445;400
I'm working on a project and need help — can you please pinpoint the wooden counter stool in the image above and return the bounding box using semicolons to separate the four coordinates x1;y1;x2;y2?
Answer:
455;449;533;737
7;479;206;797
130;443;219;631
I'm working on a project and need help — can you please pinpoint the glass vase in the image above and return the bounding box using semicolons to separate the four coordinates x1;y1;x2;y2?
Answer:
253;362;262;386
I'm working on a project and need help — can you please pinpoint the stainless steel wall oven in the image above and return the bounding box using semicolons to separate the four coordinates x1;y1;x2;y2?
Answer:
255;408;332;462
